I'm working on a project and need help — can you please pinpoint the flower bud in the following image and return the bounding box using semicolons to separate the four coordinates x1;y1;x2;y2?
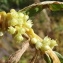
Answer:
31;38;37;44
24;15;29;20
8;19;18;26
18;13;24;18
36;41;42;49
43;36;51;45
14;33;23;42
41;45;50;51
8;26;16;34
50;40;57;48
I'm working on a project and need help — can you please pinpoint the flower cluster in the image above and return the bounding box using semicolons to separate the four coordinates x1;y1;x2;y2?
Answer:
7;9;33;42
31;36;57;51
0;9;57;51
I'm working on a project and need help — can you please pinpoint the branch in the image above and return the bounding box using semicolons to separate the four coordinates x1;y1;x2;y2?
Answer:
6;40;30;63
20;1;63;17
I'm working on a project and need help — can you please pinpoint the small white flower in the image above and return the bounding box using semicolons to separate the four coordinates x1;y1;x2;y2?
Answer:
36;41;42;49
31;38;37;44
18;18;23;25
50;39;57;48
43;36;51;45
15;26;25;34
18;13;24;18
24;20;33;29
8;19;18;26
27;20;33;28
18;28;25;34
41;45;50;51
14;33;23;42
8;26;16;34
10;9;18;18
24;15;29;20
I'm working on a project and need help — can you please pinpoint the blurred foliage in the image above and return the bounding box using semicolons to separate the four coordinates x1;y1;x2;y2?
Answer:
0;0;34;11
0;0;63;12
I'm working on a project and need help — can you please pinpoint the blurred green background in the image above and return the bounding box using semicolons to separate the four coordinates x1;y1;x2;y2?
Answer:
0;0;63;63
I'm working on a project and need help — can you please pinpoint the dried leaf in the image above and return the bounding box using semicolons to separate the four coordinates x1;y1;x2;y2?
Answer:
19;1;63;17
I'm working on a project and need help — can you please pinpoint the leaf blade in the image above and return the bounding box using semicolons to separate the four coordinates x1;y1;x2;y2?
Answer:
19;1;63;17
54;51;63;63
44;53;52;63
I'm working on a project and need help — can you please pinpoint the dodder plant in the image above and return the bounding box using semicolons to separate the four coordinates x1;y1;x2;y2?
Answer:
0;1;63;63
